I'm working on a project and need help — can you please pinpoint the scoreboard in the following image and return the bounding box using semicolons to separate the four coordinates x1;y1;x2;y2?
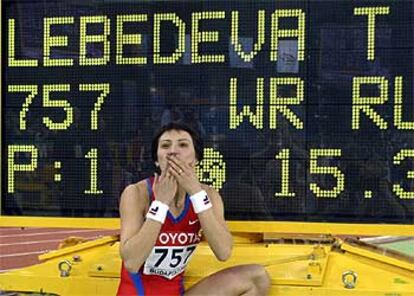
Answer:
2;0;413;224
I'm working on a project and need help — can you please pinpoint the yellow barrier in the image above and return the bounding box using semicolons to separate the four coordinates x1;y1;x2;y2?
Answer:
0;233;413;295
2;216;414;236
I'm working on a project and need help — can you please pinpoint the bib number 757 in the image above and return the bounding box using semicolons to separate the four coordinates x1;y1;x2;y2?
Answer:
143;245;197;279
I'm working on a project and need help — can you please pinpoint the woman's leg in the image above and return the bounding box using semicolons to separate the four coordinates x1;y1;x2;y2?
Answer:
185;264;271;296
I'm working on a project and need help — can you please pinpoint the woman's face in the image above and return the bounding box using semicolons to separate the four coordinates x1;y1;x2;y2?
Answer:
157;129;196;172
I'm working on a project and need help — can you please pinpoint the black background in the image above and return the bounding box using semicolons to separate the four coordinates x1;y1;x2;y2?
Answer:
2;0;413;223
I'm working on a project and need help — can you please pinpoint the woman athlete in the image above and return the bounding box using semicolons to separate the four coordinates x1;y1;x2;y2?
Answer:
117;122;270;295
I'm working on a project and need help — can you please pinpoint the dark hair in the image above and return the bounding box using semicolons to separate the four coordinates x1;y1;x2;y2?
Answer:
151;121;204;162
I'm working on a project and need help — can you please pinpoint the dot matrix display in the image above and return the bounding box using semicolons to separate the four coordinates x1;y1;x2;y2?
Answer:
2;0;413;223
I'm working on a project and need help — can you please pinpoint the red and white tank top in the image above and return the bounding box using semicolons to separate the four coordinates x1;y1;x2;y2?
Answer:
142;177;202;279
117;177;202;296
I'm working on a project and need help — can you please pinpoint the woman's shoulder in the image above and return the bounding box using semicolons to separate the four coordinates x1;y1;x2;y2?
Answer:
121;179;150;206
200;183;221;199
119;179;150;228
199;184;225;211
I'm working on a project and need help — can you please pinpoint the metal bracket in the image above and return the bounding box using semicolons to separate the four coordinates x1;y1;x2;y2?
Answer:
58;259;72;277
342;270;358;289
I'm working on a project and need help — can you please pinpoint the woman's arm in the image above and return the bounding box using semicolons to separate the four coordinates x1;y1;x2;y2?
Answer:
119;183;163;273
198;185;233;261
119;172;177;273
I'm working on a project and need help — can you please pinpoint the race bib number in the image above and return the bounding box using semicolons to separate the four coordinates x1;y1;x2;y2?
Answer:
143;244;197;279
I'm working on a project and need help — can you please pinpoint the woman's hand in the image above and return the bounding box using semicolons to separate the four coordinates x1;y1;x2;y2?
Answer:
152;166;177;206
167;155;202;195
